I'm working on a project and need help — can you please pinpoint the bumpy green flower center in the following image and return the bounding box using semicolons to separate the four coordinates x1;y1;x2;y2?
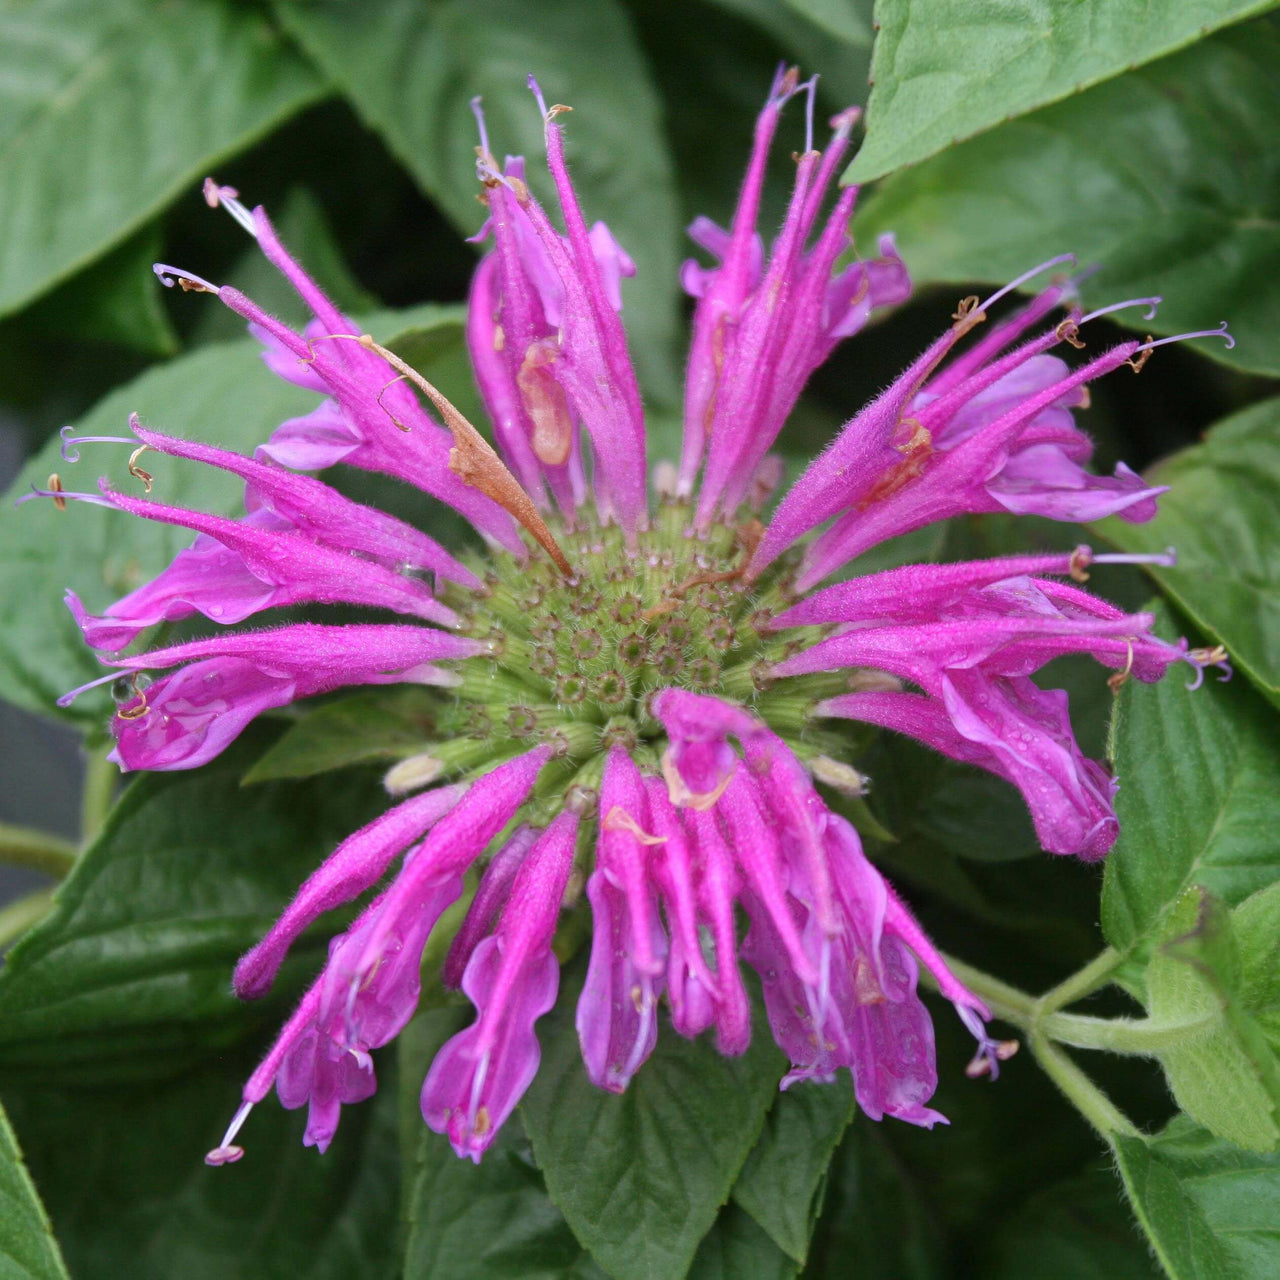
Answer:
401;500;865;823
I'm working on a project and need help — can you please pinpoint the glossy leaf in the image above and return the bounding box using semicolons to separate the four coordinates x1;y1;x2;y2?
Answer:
1101;605;1279;951
0;1096;69;1280
0;304;468;726
1093;396;1280;707
22;225;178;357
0;0;326;317
273;0;682;400
1;1043;400;1280
855;23;1280;375
0;726;387;1081
731;1077;856;1264
1145;887;1280;1152
850;0;1270;181
521;965;785;1280
1113;1115;1280;1279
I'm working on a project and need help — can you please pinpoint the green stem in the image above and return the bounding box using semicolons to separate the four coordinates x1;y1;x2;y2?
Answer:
0;822;77;878
1029;1030;1139;1140
1034;946;1122;1017
1041;1009;1217;1055
0;888;55;951
935;952;1037;1026
80;751;118;844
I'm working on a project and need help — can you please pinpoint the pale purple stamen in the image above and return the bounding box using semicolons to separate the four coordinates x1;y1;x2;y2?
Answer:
15;485;114;509
1136;322;1234;351
59;426;138;463
977;254;1077;314
204;1099;254;1166
152;263;221;294
203;178;259;238
56;670;125;707
527;73;549;118
1092;547;1177;568
802;75;817;153
470;95;492;158
1078;296;1162;324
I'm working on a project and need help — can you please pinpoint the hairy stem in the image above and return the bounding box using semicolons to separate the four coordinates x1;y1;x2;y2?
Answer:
0;888;56;951
1034;946;1123;1017
1029;1030;1139;1139
80;751;118;844
1041;1009;1217;1055
0;822;77;878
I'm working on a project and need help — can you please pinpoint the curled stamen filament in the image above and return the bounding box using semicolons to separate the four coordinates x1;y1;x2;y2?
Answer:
1078;296;1162;324
1136;322;1234;352
59;426;137;463
1186;644;1232;691
978;254;1077;314
153;263;220;294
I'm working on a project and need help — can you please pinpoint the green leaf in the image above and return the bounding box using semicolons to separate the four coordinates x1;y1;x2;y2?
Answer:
706;0;872;109
2;1042;400;1280
731;1077;856;1264
849;0;1271;181
854;22;1280;376
802;1119;944;1279
0;1096;69;1280
273;0;682;401
1234;881;1280;1046
1093;396;1280;707
407;1116;605;1278
0;0;327;318
0;304;467;726
1101;604;1280;952
22;224;178;357
1113;1114;1280;1280
1145;887;1280;1152
242;687;442;784
0;725;387;1082
520;964;785;1280
980;1166;1160;1280
688;1202;799;1280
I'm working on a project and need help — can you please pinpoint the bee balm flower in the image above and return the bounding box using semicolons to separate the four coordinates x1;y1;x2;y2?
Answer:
31;70;1232;1165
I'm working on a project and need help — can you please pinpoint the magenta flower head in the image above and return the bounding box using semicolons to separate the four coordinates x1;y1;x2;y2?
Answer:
29;70;1234;1167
